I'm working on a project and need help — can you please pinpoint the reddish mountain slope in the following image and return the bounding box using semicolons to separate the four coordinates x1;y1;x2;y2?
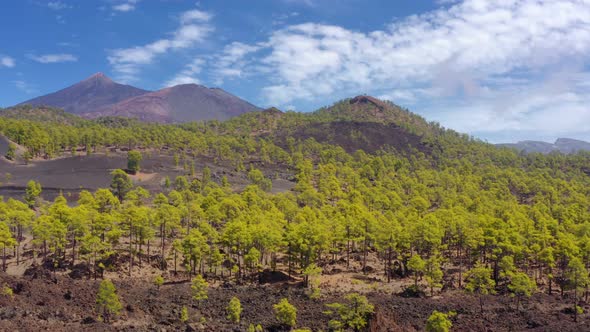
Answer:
84;84;260;123
18;73;149;114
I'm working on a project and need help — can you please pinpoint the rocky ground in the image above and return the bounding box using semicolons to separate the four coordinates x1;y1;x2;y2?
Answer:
1;261;589;332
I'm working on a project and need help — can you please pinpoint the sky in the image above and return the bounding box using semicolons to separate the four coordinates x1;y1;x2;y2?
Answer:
1;0;590;143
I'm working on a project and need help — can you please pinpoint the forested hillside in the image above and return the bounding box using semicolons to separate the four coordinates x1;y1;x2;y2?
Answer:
1;97;590;331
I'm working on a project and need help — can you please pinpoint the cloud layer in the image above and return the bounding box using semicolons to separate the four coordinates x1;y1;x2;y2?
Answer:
115;0;590;141
28;53;78;63
108;8;213;82
0;56;15;68
207;0;590;141
112;0;140;13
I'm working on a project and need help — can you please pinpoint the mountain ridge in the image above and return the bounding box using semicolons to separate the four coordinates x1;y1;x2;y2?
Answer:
15;73;261;123
497;138;590;154
18;73;150;114
85;83;260;123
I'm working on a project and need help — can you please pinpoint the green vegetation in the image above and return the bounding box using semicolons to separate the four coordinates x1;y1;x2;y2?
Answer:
154;275;164;291
226;296;242;323
1;283;13;298
508;272;536;310
96;279;122;323
465;264;496;312
426;310;454;332
5;143;16;160
110;169;132;201
3;99;590;326
274;298;297;328
0;222;16;272
127;150;142;173
180;306;189;322
24;180;41;209
303;263;322;299
247;324;264;332
326;293;374;331
191;275;208;305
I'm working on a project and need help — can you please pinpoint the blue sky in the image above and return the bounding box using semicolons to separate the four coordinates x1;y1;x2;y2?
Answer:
1;0;590;143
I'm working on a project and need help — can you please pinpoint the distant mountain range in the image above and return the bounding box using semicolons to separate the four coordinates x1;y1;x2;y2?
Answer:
14;73;260;123
497;138;590;154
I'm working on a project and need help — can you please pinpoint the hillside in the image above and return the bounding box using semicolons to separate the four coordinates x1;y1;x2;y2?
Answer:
84;84;261;123
18;73;149;114
498;138;590;154
1;96;590;331
0;105;86;125
218;96;450;155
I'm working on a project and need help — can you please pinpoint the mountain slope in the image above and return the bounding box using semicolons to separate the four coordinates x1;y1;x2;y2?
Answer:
498;138;590;154
18;73;149;114
84;84;261;123
0;105;86;125
223;96;439;155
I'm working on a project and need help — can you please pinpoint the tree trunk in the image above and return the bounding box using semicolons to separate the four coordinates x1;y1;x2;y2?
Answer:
129;226;133;276
161;224;166;269
574;276;578;322
479;294;484;313
458;247;463;288
72;237;76;265
346;227;351;269
2;246;6;272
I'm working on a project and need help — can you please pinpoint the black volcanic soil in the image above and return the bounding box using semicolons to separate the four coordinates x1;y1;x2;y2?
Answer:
276;121;430;154
0;150;294;202
0;271;588;332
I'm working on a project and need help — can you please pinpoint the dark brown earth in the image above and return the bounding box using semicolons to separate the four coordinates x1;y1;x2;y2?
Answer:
1;269;589;332
279;121;431;155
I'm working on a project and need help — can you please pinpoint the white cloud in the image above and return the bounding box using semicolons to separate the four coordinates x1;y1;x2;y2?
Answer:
163;58;204;87
108;8;213;82
0;56;15;68
282;0;315;7
113;4;134;12
47;1;71;10
180;9;213;24
211;42;260;84
165;41;260;87
28;53;78;63
13;80;37;94
425;70;590;142
200;0;590;141
112;0;139;13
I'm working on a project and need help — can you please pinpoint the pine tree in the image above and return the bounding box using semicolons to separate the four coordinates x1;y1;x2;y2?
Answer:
426;311;454;332
325;293;374;332
191;275;209;306
24;180;42;209
154;275;164;291
226;296;242;323
508;272;536;311
273;298;297;328
465;264;496;313
0;223;16;272
5;143;16;160
96;280;122;323
110;169;133;201
127;150;142;174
